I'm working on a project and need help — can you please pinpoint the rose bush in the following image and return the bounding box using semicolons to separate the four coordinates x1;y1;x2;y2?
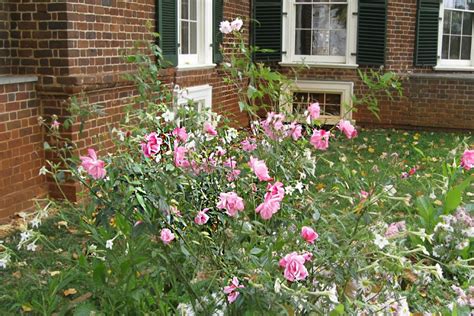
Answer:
1;19;472;314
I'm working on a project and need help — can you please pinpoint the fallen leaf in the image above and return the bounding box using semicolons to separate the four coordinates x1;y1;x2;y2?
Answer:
63;288;77;296
71;292;92;304
57;221;68;228
12;271;22;279
49;271;61;277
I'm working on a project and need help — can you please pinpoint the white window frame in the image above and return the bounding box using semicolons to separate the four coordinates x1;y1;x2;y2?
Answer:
281;0;358;68
177;0;214;68
436;2;474;71
176;84;213;111
283;80;353;125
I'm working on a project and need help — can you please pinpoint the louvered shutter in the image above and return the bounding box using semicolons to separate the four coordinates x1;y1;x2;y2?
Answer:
414;0;440;66
252;0;282;62
357;0;387;66
213;0;224;64
156;0;177;67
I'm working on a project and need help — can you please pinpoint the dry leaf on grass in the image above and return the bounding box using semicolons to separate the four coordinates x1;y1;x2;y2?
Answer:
63;288;77;296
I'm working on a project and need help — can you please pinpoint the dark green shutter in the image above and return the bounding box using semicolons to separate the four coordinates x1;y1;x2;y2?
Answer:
252;0;282;62
156;0;177;67
213;0;224;64
414;0;440;66
357;0;387;66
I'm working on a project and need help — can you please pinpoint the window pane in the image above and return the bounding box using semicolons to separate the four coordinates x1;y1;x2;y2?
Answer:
190;0;197;20
442;35;450;58
313;30;329;55
450;35;461;58
446;0;468;9
181;21;188;54
463;12;472;35
452;11;463;34
296;5;312;29
181;0;188;20
444;11;451;34
295;30;312;55
469;0;474;10
330;5;346;29
461;36;472;59
313;5;329;29
190;22;197;54
329;30;346;55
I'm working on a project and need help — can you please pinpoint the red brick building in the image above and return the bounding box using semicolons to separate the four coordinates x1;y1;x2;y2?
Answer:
0;0;473;218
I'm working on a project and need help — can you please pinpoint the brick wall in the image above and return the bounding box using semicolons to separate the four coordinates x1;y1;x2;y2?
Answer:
0;1;11;75
0;80;47;219
280;0;474;131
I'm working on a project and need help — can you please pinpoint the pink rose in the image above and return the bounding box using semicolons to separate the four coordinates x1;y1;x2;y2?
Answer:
141;132;163;158
287;121;302;141
227;169;241;182
241;138;257;152
261;112;285;140
203;122;217;137
217;192;245;217
160;228;175;244
385;221;406;238
219;20;232;34
249;156;272;181
52;120;60;129
80;148;107;180
265;181;285;201
230;18;243;32
310;129;330;151
174;146;190;168
301;226;318;244
194;208;210;225
223;277;244;303
461;149;474;170
172;127;188;143
279;252;309;282
256;198;281;220
337;119;358;139
308;102;320;120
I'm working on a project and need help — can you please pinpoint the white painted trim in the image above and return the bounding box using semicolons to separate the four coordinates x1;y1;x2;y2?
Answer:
177;0;213;67
279;62;359;69
437;3;474;68
283;80;354;124
177;84;213;110
282;0;358;67
176;63;217;71
0;75;38;85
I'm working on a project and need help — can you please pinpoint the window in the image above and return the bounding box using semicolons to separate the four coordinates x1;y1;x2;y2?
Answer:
438;0;474;69
177;0;214;67
284;81;353;124
175;84;213;111
282;0;358;66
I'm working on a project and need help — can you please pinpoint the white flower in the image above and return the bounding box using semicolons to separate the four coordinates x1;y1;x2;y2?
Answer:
39;166;48;176
219;20;232;34
285;185;295;196
456;240;469;250
162;110;175;122
303;149;312;160
225;128;238;143
0;258;7;269
383;185;397;196
230;18;243;31
374;233;389;249
395;297;410;316
30;219;41;229
20;231;31;242
26;242;37;252
462;227;474;238
106;239;114;250
433;263;444;280
274;278;282;294
327;284;339;303
429;192;436;200
295;182;304;193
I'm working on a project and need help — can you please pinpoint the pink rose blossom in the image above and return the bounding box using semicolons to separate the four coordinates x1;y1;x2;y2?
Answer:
215;146;227;156
279;252;309;282
172;127;188;143
310;129;330;151
460;149;474;170
385;221;406;238
174;146;190;168
241;138;257;152
230;18;243;32
141;132;163;158
160;228;175;244
227;169;241;182
249;156;272;181
256;198;281;220
80;148;107;180
52;120;60;129
308;102;321;120
261;112;285;140
337;119;358;139
265;181;285;201
194;208;210;225
217;192;245;217
223;277;244;304
301;226;319;244
203;122;217;137
219;20;232;34
287;121;302;141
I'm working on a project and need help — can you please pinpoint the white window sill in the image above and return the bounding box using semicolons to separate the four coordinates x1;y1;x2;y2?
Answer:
176;63;217;71
279;62;359;69
434;65;474;72
0;75;38;85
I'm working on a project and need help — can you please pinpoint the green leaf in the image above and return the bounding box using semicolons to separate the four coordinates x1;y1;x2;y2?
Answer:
329;304;345;316
250;247;263;255
74;303;97;316
444;175;474;214
93;262;107;286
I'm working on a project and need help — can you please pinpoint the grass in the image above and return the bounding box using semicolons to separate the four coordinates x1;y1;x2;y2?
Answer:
0;128;472;315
